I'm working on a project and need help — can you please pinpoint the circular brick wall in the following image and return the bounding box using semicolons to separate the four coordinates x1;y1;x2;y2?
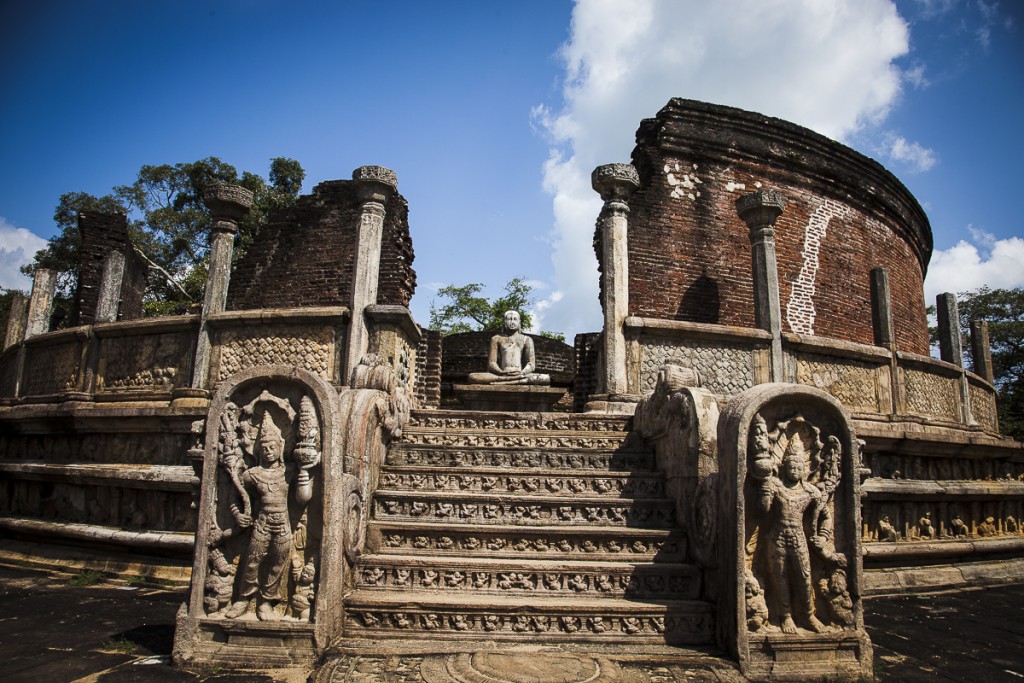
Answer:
621;99;932;354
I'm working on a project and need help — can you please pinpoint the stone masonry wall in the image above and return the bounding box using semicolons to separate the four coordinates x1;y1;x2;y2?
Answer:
227;180;415;310
624;99;931;355
415;328;443;408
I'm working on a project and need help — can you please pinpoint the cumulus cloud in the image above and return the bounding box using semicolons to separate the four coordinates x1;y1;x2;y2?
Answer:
0;217;47;292
534;0;912;337
924;229;1024;304
885;135;938;172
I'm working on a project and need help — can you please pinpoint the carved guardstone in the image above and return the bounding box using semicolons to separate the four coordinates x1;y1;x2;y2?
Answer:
717;383;871;681
174;365;345;668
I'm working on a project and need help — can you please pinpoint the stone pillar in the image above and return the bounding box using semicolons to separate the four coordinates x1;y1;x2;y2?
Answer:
94;251;127;323
591;163;640;399
870;268;895;348
344;166;397;383
3;292;28;350
25;268;57;339
736;190;786;382
970;320;994;383
936;292;963;367
189;184;253;389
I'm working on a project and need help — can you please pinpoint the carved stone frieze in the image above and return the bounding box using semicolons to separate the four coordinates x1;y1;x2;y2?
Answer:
639;338;755;396
96;331;191;394
408;413;630;433
355;564;697;598
968;381;998;431
371;496;674;528
373;527;685;560
792;354;882;414
379;471;663;497
347;609;711;640
214;325;335;382
23;341;81;395
901;367;959;422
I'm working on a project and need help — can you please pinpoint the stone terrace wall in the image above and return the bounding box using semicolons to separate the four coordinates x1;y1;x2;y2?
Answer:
415;328;443;408
622;99;931;355
226;180;415;310
73;212;147;325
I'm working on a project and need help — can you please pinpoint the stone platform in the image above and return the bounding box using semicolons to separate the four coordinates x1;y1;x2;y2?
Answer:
451;384;566;412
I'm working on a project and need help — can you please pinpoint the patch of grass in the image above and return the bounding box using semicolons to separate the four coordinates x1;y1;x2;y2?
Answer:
67;569;104;587
124;574;147;586
101;636;138;654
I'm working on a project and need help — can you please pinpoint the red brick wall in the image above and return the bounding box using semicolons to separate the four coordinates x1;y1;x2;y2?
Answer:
622;100;932;354
73;212;147;325
227;179;416;310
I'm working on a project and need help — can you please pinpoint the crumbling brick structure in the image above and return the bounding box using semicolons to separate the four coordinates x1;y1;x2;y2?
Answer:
73;212;147;325
620;99;932;354
227;180;415;310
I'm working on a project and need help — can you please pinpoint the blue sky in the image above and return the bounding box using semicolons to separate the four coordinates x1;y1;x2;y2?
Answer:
1;0;1021;339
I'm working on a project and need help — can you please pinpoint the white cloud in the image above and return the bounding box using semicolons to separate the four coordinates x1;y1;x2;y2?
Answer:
904;62;930;89
0;217;47;292
886;135;938;171
535;0;912;337
924;231;1024;304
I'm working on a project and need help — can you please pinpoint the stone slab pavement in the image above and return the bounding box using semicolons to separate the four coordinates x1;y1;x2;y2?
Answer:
1;563;1022;682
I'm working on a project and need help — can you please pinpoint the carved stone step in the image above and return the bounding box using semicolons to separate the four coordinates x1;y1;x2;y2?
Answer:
408;410;633;435
386;444;656;471
344;591;714;645
353;554;701;599
378;468;665;499
371;491;676;528
366;521;687;561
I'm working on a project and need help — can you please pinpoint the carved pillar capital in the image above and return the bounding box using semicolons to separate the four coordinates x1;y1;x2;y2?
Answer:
203;184;254;235
353;166;398;205
736;189;786;238
592;163;639;212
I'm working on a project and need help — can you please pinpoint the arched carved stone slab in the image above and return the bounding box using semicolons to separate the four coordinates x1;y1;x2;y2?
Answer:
716;383;871;681
174;365;343;668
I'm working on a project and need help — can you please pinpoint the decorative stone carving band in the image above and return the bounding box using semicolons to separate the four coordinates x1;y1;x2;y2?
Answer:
735;189;786;233
352;165;398;203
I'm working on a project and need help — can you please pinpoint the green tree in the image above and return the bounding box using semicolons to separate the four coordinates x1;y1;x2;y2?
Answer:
428;277;565;341
24;157;305;319
949;287;1024;440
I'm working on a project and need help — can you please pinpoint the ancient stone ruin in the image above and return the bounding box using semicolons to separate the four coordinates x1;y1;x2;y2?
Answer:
1;99;1021;681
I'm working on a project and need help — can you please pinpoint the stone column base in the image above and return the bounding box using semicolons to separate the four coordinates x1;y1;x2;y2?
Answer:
452;384;566;412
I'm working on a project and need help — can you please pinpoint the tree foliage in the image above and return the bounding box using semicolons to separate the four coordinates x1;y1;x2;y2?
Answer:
953;287;1024;440
24;156;305;319
429;277;565;341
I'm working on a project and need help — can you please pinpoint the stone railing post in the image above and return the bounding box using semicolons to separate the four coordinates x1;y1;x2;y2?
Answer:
345;166;397;382
936;292;972;424
189;184;252;390
3;292;28;350
25;268;57;339
736;190;786;382
591;163;640;401
94;251;127;323
970;319;994;383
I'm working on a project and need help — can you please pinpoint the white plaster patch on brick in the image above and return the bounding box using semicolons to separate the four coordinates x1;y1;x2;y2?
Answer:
725;182;746;192
664;162;703;201
786;199;850;335
754;181;763;188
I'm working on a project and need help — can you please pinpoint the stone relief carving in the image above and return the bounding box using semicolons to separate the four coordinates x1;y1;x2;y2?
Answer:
215;325;334;382
96;332;190;393
204;387;322;622
23;342;81;395
745;413;849;634
640;338;754;396
901;367;959;422
792;354;881;414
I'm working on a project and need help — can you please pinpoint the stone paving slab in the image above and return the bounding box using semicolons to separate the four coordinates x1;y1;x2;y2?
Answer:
2;562;1023;682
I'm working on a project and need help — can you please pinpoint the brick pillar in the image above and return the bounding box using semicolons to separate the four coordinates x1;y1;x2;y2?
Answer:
345;166;397;384
95;251;127;323
25;268;57;339
591;163;640;399
736;190;786;382
936;292;963;367
3;292;28;350
189;184;252;389
970;319;994;383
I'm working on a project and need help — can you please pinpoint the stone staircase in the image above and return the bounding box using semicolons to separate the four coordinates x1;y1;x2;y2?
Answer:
343;410;715;646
